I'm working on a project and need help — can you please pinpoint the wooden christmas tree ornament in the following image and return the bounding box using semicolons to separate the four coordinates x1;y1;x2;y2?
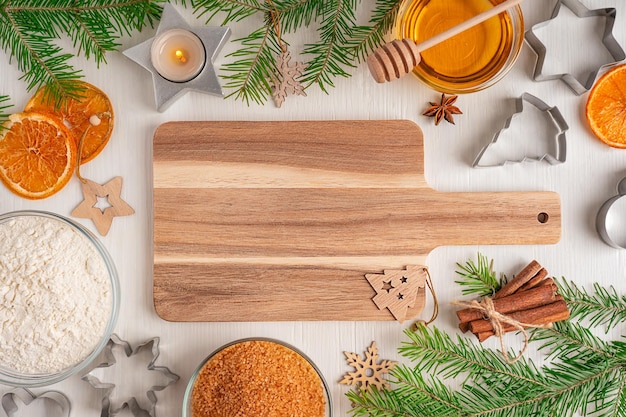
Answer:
366;265;429;323
367;0;523;83
340;341;397;390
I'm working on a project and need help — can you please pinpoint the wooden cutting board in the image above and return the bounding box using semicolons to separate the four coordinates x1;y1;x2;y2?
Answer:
153;120;560;322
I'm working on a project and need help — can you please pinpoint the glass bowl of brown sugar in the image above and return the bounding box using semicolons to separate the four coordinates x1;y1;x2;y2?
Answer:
183;338;332;417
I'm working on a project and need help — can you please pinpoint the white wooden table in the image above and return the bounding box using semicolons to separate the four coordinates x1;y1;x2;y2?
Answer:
1;0;624;415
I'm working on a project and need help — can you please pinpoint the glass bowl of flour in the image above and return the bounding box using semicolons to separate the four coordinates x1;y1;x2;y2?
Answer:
0;210;119;386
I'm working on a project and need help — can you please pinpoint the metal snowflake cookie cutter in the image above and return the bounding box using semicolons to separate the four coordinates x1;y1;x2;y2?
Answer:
82;333;179;417
1;388;70;417
525;0;625;95
472;93;568;168
596;177;626;249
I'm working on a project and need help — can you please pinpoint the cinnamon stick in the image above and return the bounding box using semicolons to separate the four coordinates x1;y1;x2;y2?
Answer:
476;324;553;342
517;268;548;292
493;260;542;299
456;284;557;324
468;298;568;335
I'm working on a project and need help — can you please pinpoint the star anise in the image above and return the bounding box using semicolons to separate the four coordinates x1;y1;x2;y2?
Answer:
423;93;463;125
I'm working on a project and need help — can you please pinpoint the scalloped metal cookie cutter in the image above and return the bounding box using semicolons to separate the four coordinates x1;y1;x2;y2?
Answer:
82;334;179;417
597;177;626;249
1;388;70;417
525;0;625;95
472;93;568;167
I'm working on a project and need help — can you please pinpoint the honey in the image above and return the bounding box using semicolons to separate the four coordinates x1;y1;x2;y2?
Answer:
396;0;523;93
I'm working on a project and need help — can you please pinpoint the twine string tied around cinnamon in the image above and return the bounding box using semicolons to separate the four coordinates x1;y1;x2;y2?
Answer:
452;296;551;364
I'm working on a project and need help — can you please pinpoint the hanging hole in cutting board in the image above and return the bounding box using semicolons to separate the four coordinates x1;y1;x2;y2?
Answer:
537;212;549;224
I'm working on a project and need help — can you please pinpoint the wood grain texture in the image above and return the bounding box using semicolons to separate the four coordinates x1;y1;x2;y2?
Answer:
153;120;561;322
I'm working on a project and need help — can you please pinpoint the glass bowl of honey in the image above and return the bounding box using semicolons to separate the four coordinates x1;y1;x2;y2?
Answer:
395;0;524;93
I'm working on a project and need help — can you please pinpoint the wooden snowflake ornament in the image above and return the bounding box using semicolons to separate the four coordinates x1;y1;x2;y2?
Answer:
272;50;307;108
366;266;428;322
340;341;397;390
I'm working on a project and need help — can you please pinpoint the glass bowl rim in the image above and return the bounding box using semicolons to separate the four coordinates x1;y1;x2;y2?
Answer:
0;210;120;387
183;337;333;417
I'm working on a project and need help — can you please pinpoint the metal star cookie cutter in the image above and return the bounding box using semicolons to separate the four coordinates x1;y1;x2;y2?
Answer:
1;388;70;417
82;334;179;417
597;176;626;249
472;93;568;167
525;0;625;95
123;3;231;111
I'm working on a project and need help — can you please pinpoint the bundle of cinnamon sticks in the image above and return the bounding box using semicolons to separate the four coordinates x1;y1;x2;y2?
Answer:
457;260;570;342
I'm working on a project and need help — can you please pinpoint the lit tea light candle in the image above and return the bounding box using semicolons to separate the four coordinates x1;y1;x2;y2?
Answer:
150;28;206;82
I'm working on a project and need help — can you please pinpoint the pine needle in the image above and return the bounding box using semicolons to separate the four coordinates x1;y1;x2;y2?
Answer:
346;0;400;62
0;95;13;128
454;253;503;297
557;278;626;331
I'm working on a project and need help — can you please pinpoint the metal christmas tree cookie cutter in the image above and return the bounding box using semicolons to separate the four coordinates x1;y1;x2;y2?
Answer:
525;0;625;95
82;333;179;417
472;93;568;167
597;177;626;249
1;388;70;417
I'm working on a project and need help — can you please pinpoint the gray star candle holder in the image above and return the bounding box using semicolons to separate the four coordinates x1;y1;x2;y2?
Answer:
123;4;230;111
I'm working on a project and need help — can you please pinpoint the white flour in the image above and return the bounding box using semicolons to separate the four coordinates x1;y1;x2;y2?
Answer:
0;215;112;374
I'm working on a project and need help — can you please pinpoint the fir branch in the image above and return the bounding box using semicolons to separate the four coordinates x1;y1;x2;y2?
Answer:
272;0;321;33
557;278;626;331
531;321;616;360
0;0;162;107
0;14;83;107
346;0;400;62
454;253;503;297
0;95;12;128
349;326;626;417
301;0;357;92
190;0;262;25
221;23;281;104
399;326;549;393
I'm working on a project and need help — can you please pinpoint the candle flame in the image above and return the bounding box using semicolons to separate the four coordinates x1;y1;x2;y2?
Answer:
175;50;187;63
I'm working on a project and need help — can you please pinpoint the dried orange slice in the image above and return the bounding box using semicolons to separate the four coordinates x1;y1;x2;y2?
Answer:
586;64;626;148
24;82;114;164
0;112;76;199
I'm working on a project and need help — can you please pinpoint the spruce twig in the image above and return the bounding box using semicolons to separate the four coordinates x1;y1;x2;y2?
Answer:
221;24;281;104
346;0;400;62
454;253;503;297
300;0;356;92
0;95;12;128
557;278;626;331
0;0;162;107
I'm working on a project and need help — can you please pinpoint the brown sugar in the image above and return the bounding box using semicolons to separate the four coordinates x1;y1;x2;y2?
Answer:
191;340;327;417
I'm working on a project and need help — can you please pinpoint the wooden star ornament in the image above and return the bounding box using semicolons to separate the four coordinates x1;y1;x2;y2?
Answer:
72;177;135;236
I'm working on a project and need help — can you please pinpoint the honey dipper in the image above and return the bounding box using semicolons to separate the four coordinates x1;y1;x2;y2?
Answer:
367;0;524;83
